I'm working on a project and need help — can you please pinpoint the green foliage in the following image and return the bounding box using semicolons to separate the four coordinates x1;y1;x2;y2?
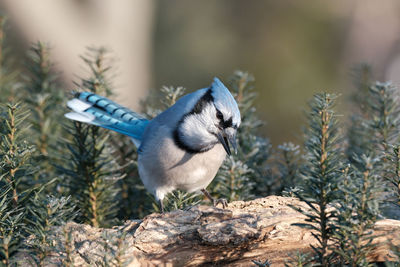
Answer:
105;232;135;266
23;42;65;156
0;187;24;266
60;119;122;228
113;138;151;219
276;142;301;193
0;21;398;265
80;47;114;97
0;103;72;266
292;93;343;267
58;48;122;227
346;69;400;214
212;156;254;202
26;193;76;265
366;82;400;153
386;144;400;210
21;42;65;194
61;225;74;267
0;17;19;103
154;190;202;213
0;103;35;203
284;251;313;267
334;155;382;266
346;65;374;161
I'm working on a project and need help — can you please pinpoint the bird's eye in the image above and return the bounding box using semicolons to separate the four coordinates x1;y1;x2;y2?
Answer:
216;109;224;120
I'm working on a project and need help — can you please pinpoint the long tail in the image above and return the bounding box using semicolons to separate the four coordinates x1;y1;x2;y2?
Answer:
65;92;149;145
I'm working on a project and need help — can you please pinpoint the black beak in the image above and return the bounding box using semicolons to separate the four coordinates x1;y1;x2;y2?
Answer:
217;130;237;156
217;132;231;156
227;132;238;154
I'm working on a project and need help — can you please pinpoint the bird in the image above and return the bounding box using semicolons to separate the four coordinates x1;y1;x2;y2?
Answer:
65;77;241;212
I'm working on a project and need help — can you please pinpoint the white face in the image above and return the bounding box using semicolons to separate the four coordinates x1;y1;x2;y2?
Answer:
178;103;221;152
176;101;239;153
174;79;241;154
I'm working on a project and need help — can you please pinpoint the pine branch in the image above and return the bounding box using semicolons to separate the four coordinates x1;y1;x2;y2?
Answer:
0;103;40;265
0;103;35;204
276;142;301;193
20;42;66;193
0;186;24;266
23;42;65;156
367;81;400;154
334;154;382;266
59;47;122;227
284;251;313;267
292;93;343;266
25;194;76;266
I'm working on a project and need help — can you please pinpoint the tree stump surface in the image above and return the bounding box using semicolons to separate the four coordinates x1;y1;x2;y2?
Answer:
19;196;400;266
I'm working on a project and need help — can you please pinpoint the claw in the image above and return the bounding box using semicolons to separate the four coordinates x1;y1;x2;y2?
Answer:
214;198;228;209
159;199;165;213
201;189;229;209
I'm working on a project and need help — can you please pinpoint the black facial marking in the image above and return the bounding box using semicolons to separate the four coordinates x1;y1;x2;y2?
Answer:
173;127;217;154
190;88;213;114
220;117;233;129
216;109;223;121
172;88;218;154
216;108;232;129
173;128;198;153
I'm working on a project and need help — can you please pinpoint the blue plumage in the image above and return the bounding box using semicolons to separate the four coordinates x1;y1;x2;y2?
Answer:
210;78;241;127
65;77;241;212
66;92;149;142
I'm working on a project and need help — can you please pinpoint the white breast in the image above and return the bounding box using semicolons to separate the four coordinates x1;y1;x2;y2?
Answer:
137;125;226;201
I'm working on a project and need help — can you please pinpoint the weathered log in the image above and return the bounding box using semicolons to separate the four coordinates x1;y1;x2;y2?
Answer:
18;196;400;266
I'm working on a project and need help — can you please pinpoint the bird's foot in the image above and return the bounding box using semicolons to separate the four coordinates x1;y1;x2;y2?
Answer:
213;198;228;209
159;199;165;213
201;189;229;209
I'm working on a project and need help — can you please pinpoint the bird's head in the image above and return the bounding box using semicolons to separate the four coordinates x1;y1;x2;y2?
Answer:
174;77;241;155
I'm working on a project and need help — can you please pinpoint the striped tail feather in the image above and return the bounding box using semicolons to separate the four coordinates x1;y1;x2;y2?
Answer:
65;92;149;144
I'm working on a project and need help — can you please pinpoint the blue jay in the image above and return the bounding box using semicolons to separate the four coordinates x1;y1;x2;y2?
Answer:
65;77;241;212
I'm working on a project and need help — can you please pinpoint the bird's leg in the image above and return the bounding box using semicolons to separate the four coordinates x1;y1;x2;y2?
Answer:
201;189;228;209
159;199;165;213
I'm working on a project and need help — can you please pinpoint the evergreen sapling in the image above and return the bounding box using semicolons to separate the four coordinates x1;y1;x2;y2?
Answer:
22;42;65;189
0;103;34;265
292;93;343;266
276;142;301;194
0;17;19;103
25;193;76;266
346;64;374;163
334;154;382;266
59;48;123;227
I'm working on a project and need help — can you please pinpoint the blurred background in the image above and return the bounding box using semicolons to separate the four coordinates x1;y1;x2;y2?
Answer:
1;0;400;145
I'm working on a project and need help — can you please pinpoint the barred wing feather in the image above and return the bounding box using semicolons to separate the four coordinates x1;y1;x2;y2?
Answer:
65;92;149;144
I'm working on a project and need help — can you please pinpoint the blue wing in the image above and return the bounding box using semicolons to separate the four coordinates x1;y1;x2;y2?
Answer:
65;92;149;145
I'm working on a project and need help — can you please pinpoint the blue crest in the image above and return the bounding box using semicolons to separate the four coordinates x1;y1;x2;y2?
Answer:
210;77;241;126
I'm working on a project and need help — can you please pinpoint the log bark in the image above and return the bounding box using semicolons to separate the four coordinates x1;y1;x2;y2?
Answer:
19;196;400;266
